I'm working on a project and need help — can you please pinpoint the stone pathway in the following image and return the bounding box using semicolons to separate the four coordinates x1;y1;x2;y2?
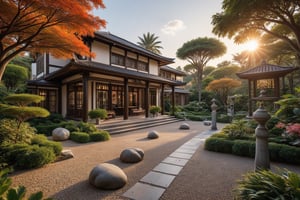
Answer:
123;130;216;200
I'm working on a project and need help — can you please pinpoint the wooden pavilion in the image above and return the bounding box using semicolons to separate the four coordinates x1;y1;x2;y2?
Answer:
236;61;298;116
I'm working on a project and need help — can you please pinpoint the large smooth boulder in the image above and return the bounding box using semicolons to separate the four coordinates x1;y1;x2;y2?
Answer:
120;148;144;163
179;123;190;130
89;163;127;190
52;128;70;141
147;130;159;139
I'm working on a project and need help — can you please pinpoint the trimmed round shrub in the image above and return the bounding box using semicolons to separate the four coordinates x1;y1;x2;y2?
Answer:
88;109;107;120
60;121;79;133
232;140;255;158
1;144;55;169
34;124;60;136
70;132;90;143
204;137;234;153
15;145;55;169
77;121;97;133
31;134;62;156
279;145;300;164
90;131;110;142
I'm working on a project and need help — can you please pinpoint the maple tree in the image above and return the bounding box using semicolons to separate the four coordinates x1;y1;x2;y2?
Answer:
206;78;241;106
0;0;106;80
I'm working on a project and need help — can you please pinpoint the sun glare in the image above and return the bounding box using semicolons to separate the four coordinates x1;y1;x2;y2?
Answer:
245;40;259;51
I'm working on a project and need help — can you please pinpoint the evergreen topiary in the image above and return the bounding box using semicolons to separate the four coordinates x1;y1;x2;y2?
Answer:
70;132;90;143
90;130;110;142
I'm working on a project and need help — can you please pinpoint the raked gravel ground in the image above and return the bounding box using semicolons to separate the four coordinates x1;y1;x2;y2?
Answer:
10;120;300;200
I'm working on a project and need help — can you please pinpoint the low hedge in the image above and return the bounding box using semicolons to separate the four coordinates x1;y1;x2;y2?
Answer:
70;132;90;143
90;130;110;142
34;124;61;136
204;137;300;164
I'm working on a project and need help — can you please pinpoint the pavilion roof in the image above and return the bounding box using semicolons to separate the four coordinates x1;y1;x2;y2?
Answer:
236;61;298;80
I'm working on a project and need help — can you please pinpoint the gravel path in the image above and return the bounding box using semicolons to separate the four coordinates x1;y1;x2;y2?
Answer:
10;120;300;200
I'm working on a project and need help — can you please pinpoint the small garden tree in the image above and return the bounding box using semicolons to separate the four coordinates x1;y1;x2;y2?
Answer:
0;93;49;144
88;109;107;125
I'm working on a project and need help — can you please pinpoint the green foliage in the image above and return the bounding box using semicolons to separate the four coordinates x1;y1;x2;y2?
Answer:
1;144;55;169
149;106;161;114
59;121;79;133
205;137;300;164
208;65;240;79
204;137;233;153
0;168;51;200
31;134;62;156
217;114;232;123
221;119;255;139
0;119;36;145
88;109;107;119
77;121;97;133
90;131;110;142
33;124;61;136
70;132;90;143
137;32;163;54
232;140;256;158
3;64;28;91
275;94;300;123
29;113;65;126
234;169;300;200
3;94;44;106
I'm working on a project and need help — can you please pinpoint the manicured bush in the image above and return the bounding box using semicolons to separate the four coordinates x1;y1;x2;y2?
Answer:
70;132;90;143
31;134;62;156
217;114;232;123
1;144;55;169
204;137;234;153
234;169;300;200
77;121;97;133
186;114;204;121
232;140;255;158
211;133;229;139
60;121;79;133
15;146;55;169
149;106;161;115
90;130;110;142
221;119;255;139
279;145;300;164
88;109;107;120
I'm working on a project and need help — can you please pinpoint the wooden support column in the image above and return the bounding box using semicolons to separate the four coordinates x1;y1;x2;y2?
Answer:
145;81;149;118
248;80;252;117
171;85;175;116
124;78;128;120
82;73;89;122
160;84;165;115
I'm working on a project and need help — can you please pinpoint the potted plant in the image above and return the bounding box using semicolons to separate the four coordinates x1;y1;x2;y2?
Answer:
88;109;108;125
149;106;161;117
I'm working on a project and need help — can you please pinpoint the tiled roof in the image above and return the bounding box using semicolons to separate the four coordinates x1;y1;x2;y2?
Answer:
93;32;174;66
45;61;185;86
160;66;187;76
236;61;298;79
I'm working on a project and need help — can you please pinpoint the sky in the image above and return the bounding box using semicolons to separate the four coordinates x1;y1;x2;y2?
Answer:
94;0;250;68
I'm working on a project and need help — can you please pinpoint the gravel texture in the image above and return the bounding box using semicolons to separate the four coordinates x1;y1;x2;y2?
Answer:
10;120;300;200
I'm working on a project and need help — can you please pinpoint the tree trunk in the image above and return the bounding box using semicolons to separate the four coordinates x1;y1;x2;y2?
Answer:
0;60;10;81
197;65;203;103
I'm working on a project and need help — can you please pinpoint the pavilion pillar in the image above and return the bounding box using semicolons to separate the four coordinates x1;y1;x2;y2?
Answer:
145;81;149;118
248;80;252;117
161;84;165;115
171;85;175;116
82;72;89;122
124;78;128;120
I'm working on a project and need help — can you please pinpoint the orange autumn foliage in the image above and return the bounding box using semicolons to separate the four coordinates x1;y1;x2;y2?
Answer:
0;0;106;80
206;78;241;105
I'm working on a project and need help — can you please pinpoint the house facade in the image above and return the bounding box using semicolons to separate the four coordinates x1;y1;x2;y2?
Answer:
28;32;186;121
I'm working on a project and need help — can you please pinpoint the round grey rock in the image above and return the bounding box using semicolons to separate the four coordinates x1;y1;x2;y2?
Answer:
52;127;70;141
147;130;159;139
179;123;190;130
89;163;127;190
120;148;144;163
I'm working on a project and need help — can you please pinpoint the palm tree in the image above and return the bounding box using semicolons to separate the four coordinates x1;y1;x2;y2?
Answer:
137;32;163;54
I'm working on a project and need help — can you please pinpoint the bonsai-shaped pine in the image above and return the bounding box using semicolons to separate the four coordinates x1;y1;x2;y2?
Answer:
88;109;107;125
0;93;49;143
149;106;161;117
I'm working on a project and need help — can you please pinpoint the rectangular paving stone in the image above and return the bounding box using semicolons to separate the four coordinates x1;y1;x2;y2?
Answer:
162;156;189;166
153;163;183;175
175;147;196;154
140;171;176;188
179;145;198;150
169;152;193;159
123;182;165;200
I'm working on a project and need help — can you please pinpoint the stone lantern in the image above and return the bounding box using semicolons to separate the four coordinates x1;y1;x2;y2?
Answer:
211;98;218;130
253;90;271;170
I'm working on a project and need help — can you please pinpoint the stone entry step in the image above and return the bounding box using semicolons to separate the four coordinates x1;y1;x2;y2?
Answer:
98;116;184;135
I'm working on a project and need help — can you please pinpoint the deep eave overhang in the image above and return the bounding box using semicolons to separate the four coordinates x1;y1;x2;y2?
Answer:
44;61;185;86
160;66;187;76
236;63;299;80
92;32;174;66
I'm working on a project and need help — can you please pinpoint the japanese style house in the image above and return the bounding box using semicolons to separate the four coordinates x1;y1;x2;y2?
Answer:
27;32;187;122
